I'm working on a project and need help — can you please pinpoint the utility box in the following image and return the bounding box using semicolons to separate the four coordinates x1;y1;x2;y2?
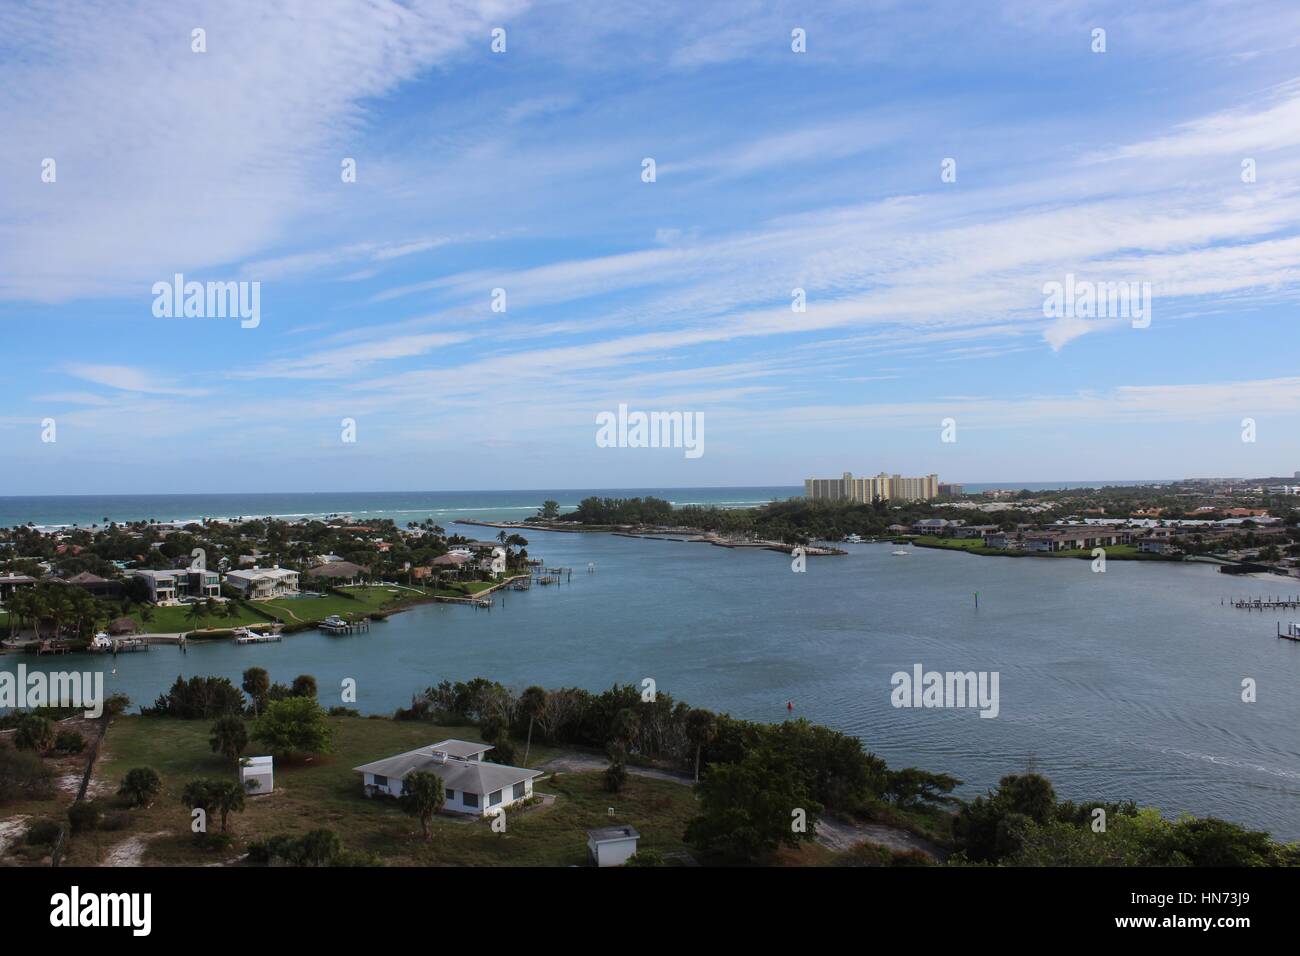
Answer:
240;756;274;795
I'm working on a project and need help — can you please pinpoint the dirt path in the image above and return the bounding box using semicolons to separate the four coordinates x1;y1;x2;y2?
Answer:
540;753;693;785
0;816;29;855
813;814;946;860
103;831;168;867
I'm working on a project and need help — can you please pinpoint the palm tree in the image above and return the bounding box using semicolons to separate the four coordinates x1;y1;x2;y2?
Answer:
685;708;718;783
519;685;547;765
6;589;30;637
209;715;248;765
118;767;162;807
186;601;205;625
398;770;445;840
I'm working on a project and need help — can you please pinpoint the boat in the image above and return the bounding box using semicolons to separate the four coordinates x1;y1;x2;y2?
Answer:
322;615;346;628
844;534;863;544
89;632;113;652
891;549;909;556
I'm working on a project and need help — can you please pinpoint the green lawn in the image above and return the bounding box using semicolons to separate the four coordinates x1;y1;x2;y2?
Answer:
913;537;1172;561
136;603;275;634
257;585;418;624
74;714;696;866
129;586;427;634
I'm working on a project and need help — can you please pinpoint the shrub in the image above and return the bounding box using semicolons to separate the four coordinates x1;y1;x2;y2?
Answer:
118;767;162;808
67;801;101;834
24;819;63;847
14;714;55;752
0;743;55;801
54;730;86;754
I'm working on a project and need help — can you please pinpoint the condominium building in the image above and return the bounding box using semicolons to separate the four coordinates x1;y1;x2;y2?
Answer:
804;471;940;503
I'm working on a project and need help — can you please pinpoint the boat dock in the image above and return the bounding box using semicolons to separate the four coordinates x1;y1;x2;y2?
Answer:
318;619;370;635
235;631;283;644
1228;596;1300;610
1279;623;1300;643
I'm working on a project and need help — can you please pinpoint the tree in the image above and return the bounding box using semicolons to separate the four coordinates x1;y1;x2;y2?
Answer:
242;667;270;716
398;770;445;839
209;715;249;765
211;780;246;832
684;708;717;782
181;778;246;833
290;674;318;699
685;749;821;861
253;696;333;760
519;685;547;765
14;714;55;753
118;767;162;807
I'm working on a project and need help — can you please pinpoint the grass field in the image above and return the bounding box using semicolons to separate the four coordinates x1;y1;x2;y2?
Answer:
129;585;427;634
65;714;698;866
913;536;1173;561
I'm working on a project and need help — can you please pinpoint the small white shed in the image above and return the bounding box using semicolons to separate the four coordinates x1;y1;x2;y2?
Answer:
587;825;640;867
240;756;274;795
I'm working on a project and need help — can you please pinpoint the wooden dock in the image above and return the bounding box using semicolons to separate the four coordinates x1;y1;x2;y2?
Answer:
318;619;370;635
1229;596;1300;610
1278;623;1300;643
235;632;282;644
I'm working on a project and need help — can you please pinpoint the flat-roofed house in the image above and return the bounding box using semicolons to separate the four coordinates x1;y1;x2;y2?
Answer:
225;567;299;600
130;568;221;605
131;569;182;605
354;739;541;817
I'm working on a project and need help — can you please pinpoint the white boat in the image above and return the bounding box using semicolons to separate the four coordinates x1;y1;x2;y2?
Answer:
322;615;347;628
89;632;113;651
891;549;909;556
844;534;863;544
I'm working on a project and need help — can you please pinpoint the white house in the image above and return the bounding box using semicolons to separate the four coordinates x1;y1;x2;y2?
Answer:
354;739;541;817
587;826;641;867
240;756;274;795
225;567;300;600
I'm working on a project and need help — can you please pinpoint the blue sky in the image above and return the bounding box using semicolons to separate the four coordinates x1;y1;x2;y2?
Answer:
2;0;1299;494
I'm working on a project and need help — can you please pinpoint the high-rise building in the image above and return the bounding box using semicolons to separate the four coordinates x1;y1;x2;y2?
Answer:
803;471;940;503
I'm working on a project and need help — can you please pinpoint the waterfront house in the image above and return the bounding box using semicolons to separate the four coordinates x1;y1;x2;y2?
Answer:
225;567;300;600
130;568;222;605
354;739;541;817
63;571;124;598
303;561;368;586
0;573;37;605
587;825;641;867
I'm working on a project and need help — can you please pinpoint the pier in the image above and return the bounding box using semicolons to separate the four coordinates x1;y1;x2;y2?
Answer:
319;619;370;635
1229;596;1300;610
235;631;283;644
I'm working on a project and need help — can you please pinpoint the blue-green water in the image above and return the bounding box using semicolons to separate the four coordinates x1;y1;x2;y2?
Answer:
7;525;1299;840
0;487;795;529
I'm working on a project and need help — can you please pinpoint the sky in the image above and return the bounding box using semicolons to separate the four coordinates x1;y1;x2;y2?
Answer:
1;0;1299;495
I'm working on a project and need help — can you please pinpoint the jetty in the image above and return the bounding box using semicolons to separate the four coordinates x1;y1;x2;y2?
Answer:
1229;596;1300;610
1279;623;1300;643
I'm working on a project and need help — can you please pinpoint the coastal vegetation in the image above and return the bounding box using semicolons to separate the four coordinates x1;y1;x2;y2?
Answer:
3;670;1297;867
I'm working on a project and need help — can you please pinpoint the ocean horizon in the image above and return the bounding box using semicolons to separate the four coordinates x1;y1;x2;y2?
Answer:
0;480;1177;528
